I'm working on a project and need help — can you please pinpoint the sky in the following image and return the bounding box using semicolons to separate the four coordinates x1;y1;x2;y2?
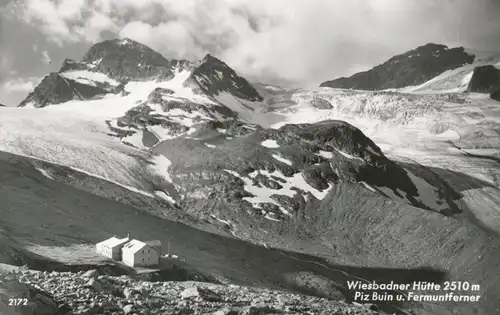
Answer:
1;0;500;106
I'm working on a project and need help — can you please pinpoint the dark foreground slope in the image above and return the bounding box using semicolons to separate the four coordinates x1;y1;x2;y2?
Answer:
0;150;459;315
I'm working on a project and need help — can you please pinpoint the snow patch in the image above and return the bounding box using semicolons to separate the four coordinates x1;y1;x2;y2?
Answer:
264;214;281;222
224;168;331;215
272;154;293;166
360;181;377;193
460;148;500;156
335;149;363;161
435;129;461;140
60;70;120;87
317;150;333;159
118;38;131;45
261;139;279;148
366;146;381;156
122;131;147;150
148;154;173;183
210;214;231;226
36;167;55;180
214;70;224;80
154;190;176;204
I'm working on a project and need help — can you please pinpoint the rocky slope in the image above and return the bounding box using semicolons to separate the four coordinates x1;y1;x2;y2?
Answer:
320;43;474;90
145;119;462;221
0;268;379;315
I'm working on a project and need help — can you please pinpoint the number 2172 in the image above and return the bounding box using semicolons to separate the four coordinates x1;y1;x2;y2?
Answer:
9;298;28;306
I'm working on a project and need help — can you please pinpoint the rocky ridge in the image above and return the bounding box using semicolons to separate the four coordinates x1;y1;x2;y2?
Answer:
0;268;378;315
320;43;475;90
18;72;124;108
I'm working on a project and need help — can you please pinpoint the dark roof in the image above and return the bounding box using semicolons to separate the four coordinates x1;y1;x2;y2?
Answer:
144;240;161;247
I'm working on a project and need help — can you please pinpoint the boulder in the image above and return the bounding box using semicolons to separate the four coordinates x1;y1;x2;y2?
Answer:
181;286;222;302
84;278;103;292
123;304;134;314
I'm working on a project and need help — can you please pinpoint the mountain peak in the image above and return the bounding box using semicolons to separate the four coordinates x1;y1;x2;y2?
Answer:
184;53;263;102
320;43;474;90
115;38;135;46
202;53;222;63
81;38;173;81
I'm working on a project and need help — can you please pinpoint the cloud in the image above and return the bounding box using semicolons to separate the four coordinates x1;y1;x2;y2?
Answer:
7;0;500;86
31;43;52;64
41;51;52;64
2;77;41;93
9;0;116;45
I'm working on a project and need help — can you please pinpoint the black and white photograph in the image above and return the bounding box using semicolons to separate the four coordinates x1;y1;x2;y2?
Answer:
1;0;500;314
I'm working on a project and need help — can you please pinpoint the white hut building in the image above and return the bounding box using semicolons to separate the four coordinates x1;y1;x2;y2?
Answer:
121;239;161;267
95;235;130;260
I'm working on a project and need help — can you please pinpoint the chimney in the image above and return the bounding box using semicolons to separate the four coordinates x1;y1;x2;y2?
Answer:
126;233;130;240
